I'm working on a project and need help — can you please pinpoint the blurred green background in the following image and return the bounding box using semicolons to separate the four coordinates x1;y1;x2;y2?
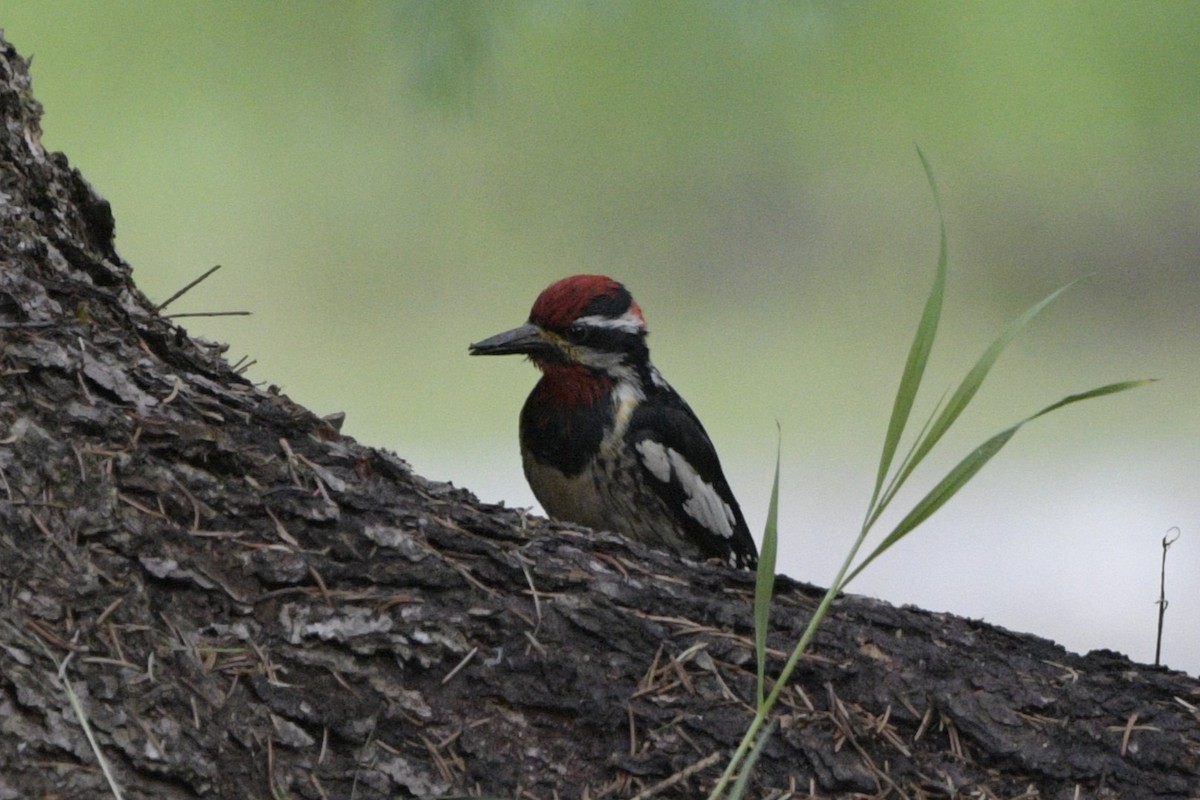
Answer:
4;2;1197;673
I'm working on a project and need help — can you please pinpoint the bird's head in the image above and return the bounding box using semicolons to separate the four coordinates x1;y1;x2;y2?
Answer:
469;275;649;376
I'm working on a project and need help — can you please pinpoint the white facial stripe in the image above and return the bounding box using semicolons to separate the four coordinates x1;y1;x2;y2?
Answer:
635;440;736;539
574;310;644;334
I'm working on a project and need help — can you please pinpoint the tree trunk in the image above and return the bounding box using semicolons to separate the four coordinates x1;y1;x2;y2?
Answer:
0;35;1196;800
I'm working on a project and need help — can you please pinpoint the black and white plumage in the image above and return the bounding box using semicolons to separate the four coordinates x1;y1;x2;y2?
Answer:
469;275;758;569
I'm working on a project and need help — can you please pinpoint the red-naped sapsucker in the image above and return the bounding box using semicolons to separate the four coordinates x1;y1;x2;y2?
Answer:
470;275;758;569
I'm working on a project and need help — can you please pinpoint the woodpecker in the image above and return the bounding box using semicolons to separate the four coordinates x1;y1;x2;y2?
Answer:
469;275;758;569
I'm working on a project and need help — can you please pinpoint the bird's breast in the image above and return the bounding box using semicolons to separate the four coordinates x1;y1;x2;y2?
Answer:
521;452;609;531
519;369;615;477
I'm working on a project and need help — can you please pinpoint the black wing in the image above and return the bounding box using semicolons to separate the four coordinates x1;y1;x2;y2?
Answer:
625;395;759;569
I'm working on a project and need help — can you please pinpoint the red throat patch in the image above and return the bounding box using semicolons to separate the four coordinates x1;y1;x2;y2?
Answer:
535;364;613;409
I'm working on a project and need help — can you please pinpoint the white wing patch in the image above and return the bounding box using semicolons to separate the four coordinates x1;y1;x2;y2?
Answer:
635;440;736;539
637;439;673;483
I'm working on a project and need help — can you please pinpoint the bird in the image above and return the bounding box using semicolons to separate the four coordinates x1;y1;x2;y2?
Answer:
469;275;758;569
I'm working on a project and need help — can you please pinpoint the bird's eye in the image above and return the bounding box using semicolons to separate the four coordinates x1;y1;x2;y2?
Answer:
567;324;592;343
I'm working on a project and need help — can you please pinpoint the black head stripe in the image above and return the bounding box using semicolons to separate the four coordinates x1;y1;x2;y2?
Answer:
583;285;632;320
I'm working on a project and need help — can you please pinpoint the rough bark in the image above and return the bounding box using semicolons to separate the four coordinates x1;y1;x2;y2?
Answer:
0;34;1197;800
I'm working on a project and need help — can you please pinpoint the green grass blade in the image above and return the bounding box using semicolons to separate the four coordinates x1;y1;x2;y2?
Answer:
868;146;946;516
1025;379;1155;421
753;430;781;708
728;718;776;800
851;427;1018;584
868;281;1074;529
846;378;1152;585
875;387;947;525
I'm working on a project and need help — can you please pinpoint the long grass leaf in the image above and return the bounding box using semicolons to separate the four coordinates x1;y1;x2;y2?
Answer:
875;387;947;524
728;718;776;800
868;147;946;516
850;428;1018;584
868;281;1074;529
846;378;1151;585
1026;379;1154;420
753;431;781;708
